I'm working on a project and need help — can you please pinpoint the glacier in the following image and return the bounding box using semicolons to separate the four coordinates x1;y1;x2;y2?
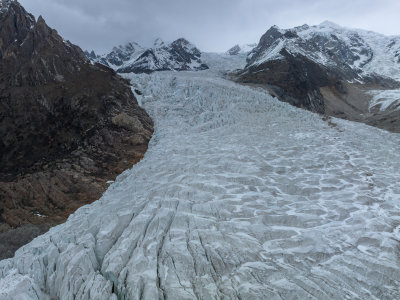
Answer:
0;53;400;299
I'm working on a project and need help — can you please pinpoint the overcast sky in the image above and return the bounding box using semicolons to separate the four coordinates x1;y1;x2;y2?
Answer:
19;0;400;54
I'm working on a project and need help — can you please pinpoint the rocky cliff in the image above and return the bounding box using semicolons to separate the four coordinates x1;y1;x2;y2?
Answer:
0;0;153;259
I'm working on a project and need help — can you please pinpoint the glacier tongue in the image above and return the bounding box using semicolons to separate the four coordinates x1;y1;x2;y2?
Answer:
1;53;400;299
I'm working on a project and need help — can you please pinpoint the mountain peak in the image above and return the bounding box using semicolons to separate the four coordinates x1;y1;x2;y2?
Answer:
319;20;342;29
154;38;165;47
171;38;193;48
37;15;45;24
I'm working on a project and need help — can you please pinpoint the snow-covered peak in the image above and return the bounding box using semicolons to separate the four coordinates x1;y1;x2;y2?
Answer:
293;24;310;32
118;38;208;73
88;41;146;68
170;38;195;49
270;24;286;34
168;38;201;58
247;22;400;80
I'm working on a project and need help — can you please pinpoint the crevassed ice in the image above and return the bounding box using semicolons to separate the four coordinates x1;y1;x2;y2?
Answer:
0;53;399;300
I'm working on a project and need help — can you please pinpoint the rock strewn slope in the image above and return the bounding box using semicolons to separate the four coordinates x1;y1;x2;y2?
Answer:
0;0;153;259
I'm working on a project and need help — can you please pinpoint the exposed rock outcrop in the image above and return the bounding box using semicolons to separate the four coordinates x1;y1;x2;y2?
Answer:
0;0;153;259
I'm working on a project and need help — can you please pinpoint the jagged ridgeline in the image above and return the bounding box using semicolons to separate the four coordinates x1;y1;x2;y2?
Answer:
85;38;209;73
0;0;153;258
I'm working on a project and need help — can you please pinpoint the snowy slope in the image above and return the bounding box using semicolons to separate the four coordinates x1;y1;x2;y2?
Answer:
248;21;400;81
368;89;400;112
1;54;400;299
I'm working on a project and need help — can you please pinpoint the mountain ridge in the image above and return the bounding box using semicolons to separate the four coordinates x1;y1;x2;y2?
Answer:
87;38;209;73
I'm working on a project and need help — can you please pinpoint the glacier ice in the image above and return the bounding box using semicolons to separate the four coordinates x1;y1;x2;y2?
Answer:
0;53;399;299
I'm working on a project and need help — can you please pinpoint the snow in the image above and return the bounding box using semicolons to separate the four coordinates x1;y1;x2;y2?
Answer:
368;89;400;111
238;43;257;53
0;54;400;299
255;39;286;62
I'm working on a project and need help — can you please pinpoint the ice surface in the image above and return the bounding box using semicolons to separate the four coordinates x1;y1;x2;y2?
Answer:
0;54;399;299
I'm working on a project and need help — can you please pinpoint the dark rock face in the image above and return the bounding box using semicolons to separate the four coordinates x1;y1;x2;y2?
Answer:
0;0;153;258
84;50;97;60
239;49;330;113
88;38;209;74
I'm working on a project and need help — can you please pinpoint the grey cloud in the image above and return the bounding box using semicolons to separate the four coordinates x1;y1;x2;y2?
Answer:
19;0;400;54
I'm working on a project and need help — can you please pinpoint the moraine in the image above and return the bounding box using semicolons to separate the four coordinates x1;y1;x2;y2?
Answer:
0;53;399;299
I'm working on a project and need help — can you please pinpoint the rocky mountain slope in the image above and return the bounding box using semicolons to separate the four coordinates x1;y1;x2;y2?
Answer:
0;52;399;300
87;38;209;74
234;21;400;132
0;0;153;259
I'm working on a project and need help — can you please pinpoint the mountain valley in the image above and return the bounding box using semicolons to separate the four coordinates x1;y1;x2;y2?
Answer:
0;1;399;299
